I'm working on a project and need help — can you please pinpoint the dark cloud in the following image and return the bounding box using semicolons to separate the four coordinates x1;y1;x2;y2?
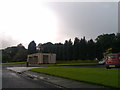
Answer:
47;2;118;41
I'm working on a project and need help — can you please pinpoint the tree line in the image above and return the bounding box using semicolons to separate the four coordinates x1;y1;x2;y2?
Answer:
2;33;120;63
2;44;27;63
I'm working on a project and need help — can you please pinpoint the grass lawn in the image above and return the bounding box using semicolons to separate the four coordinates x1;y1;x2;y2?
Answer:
57;60;98;64
29;60;99;67
0;62;26;65
57;63;98;65
29;63;98;67
29;64;56;67
29;67;119;88
56;60;98;65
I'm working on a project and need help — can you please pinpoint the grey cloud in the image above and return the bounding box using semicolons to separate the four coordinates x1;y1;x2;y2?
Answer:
47;2;118;40
0;34;18;49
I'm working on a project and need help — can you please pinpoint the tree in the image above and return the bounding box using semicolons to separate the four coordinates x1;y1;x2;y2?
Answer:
13;44;27;62
2;50;12;63
17;43;25;50
73;37;80;60
13;49;27;62
28;41;36;54
2;33;119;62
95;33;116;59
63;40;69;60
36;43;43;53
2;44;27;62
55;43;63;60
95;33;116;51
79;37;87;60
87;39;96;60
68;39;73;60
42;42;53;53
4;47;18;58
112;33;120;53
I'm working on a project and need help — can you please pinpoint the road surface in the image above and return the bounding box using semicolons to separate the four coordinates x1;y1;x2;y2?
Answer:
2;65;61;89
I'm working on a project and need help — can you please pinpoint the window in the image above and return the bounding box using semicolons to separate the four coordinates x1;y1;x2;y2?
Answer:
108;55;118;59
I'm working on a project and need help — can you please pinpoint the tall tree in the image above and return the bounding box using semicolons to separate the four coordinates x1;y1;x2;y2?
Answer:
79;37;87;60
63;40;70;60
112;33;120;53
87;39;96;60
95;33;116;59
56;43;63;60
68;39;73;60
42;42;53;53
28;41;36;54
73;37;80;60
95;33;116;51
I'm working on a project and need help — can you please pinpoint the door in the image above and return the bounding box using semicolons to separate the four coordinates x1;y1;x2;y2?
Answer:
43;55;49;63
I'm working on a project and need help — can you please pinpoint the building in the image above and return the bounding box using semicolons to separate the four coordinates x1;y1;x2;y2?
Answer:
27;53;56;65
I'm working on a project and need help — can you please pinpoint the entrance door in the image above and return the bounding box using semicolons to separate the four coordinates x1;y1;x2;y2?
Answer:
43;55;49;63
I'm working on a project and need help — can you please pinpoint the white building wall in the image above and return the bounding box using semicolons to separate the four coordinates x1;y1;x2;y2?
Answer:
27;53;56;64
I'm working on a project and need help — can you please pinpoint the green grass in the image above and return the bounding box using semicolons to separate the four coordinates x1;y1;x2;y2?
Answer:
29;63;98;67
29;67;119;88
29;64;56;67
57;63;98;65
0;62;26;65
57;60;98;64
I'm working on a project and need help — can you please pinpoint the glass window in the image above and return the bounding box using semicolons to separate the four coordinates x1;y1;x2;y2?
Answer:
108;55;118;59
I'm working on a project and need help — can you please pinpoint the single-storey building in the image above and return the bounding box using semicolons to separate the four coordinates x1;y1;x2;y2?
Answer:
27;53;56;65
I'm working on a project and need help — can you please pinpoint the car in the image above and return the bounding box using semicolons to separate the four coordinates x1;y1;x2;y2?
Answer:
98;59;105;65
105;53;120;69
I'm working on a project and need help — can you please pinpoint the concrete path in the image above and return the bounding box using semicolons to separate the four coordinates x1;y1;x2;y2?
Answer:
6;67;110;88
6;67;40;73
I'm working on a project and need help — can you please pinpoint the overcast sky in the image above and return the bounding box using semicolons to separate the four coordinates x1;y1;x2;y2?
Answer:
0;0;118;49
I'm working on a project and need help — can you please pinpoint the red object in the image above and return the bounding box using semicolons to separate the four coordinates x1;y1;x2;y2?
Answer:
105;53;120;68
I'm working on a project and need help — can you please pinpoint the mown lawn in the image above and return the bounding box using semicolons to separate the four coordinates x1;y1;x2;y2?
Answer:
57;63;98;65
29;67;119;88
0;62;26;65
29;64;56;67
56;60;98;64
29;62;98;67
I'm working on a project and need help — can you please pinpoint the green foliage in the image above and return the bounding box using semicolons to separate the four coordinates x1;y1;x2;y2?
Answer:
12;49;27;62
79;37;88;60
105;48;112;55
95;33;120;59
2;52;12;63
2;44;27;63
73;37;80;60
30;33;120;61
28;41;36;54
87;39;96;60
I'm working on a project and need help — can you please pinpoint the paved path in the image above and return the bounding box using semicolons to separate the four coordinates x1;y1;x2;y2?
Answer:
6;67;40;73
